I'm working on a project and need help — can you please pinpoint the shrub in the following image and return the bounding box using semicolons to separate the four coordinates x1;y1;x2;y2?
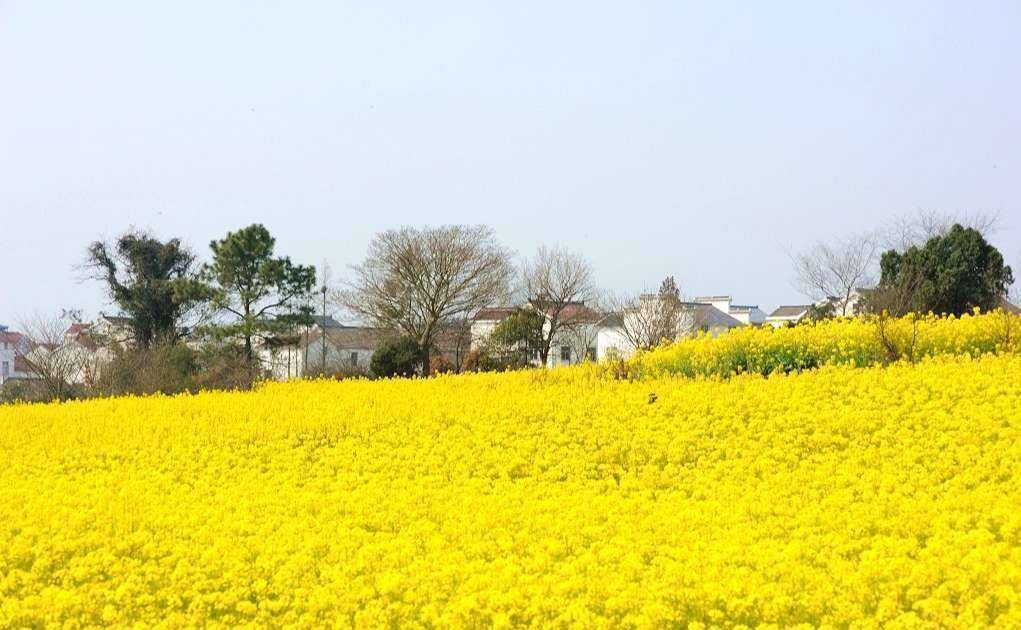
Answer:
370;336;421;378
93;342;199;396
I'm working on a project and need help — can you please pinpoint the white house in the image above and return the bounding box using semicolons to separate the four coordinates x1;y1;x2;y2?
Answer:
470;307;518;349
91;313;135;344
820;289;867;316
0;325;31;385
267;326;390;378
471;302;610;367
595;314;630;361
765;305;812;328
470;297;750;366
596;298;745;361
680;301;746;334
693;296;767;325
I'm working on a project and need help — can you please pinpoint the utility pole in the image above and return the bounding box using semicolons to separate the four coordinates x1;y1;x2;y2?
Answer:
302;294;311;377
320;284;328;373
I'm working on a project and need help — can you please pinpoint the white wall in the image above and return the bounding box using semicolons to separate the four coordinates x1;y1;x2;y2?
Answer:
282;341;376;378
700;297;731;314
731;307;767;325
0;330;31;385
596;325;632;360
261;345;304;381
469;320;500;349
0;347;14;385
766;313;806;328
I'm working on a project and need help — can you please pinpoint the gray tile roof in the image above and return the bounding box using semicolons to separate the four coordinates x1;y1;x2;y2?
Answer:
311;315;344;329
473;307;517;321
768;305;811;318
304;326;391;350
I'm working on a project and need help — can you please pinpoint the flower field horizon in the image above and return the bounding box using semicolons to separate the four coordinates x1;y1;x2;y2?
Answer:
624;309;1021;379
3;317;1021;626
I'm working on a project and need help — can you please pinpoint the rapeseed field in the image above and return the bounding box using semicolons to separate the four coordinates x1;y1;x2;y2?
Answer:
2;314;1021;627
628;309;1021;378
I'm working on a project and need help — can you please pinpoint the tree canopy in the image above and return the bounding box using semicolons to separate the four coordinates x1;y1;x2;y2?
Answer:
370;336;422;378
202;224;316;362
487;307;545;368
522;245;598;365
343;225;513;375
873;224;1013;316
86;232;208;348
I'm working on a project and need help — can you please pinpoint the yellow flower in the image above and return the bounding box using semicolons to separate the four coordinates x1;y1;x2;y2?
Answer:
1;313;1021;626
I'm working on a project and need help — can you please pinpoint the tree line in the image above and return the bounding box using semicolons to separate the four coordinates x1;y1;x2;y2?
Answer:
3;223;606;402
2;210;1015;403
791;210;1013;319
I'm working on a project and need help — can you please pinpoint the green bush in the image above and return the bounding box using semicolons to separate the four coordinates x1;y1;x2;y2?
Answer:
370;336;421;378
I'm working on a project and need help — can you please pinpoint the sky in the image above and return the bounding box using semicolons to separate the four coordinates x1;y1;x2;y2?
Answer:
2;1;1020;325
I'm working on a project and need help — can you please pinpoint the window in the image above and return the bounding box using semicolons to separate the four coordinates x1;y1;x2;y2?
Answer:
586;347;597;361
560;346;571;362
349;352;359;366
1;361;8;379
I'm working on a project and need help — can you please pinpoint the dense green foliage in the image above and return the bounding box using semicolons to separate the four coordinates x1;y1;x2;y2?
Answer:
202;224;316;361
486;308;544;368
370;336;422;378
86;232;209;348
92;342;259;396
874;224;1013;316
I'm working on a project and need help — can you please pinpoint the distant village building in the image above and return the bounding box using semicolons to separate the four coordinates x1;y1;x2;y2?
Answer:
472;302;610;368
471;295;756;366
692;296;767;326
261;316;472;379
679;301;745;335
819;289;868;316
289;325;390;378
471;308;518;349
765;305;812;328
0;325;31;385
542;302;607;367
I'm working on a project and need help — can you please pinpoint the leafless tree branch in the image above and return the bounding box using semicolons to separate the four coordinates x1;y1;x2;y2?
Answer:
791;232;878;316
882;209;1000;251
341;225;514;375
522;245;599;365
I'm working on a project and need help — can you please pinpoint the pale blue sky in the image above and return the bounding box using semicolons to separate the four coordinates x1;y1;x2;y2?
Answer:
2;1;1019;324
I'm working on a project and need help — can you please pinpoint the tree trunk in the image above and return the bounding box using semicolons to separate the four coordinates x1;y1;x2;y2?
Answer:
243;305;254;363
421;346;431;377
419;327;433;377
538;326;555;367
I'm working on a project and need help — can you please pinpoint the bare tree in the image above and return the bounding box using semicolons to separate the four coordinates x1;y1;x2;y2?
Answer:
16;313;98;401
437;318;473;373
862;264;926;363
341;225;514;375
609;276;685;352
792;232;878;316
522;245;599;365
1008;250;1021;308
883;210;1000;250
556;292;613;364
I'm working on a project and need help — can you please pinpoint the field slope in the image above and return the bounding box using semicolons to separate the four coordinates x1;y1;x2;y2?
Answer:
2;355;1021;627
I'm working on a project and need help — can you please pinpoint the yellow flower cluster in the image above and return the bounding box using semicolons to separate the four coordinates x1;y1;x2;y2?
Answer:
628;309;1021;379
2;355;1021;626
